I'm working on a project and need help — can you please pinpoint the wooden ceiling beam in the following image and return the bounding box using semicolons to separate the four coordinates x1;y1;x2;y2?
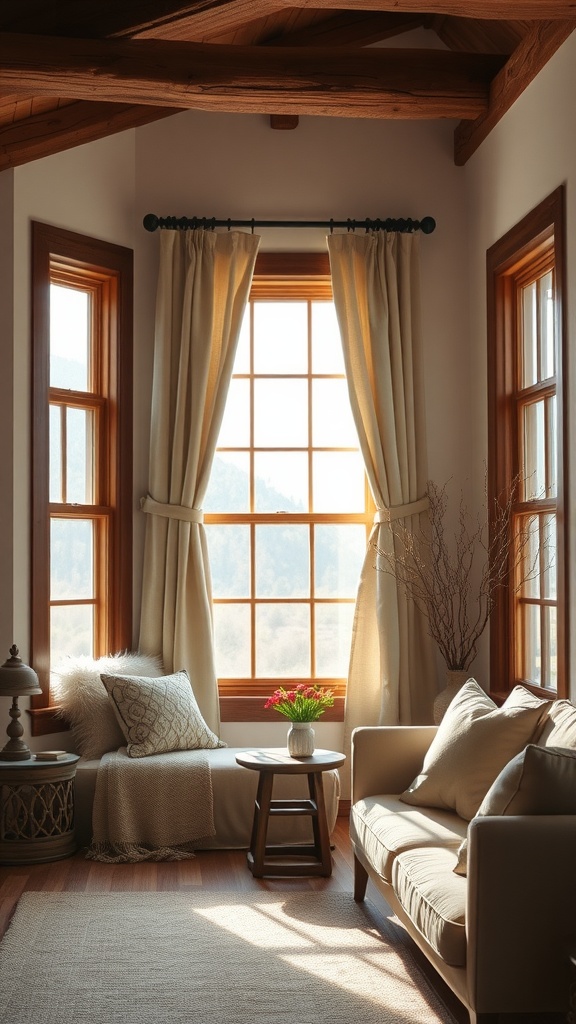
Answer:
454;20;575;164
287;1;576;19
0;35;505;120
263;12;425;48
0;100;178;172
0;2;281;43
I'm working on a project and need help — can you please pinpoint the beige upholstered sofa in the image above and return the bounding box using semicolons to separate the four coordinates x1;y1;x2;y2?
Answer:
350;680;576;1024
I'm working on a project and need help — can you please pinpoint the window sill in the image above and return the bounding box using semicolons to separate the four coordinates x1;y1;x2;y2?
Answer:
28;697;346;734
219;696;345;724
27;706;69;737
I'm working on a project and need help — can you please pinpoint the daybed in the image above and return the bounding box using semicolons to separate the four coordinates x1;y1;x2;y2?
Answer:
74;746;340;850
53;653;340;856
350;679;576;1023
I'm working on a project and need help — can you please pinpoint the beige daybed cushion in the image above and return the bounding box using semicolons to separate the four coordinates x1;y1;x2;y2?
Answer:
74;747;341;850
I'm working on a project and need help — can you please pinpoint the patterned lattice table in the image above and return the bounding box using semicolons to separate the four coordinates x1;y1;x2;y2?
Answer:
0;754;79;864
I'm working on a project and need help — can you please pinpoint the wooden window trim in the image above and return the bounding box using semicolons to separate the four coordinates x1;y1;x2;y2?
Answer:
30;223;134;733
487;186;568;700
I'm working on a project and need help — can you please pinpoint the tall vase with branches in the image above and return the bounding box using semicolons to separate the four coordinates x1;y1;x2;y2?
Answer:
375;477;541;720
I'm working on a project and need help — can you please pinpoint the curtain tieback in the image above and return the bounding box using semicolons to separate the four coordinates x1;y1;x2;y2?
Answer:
374;496;429;524
140;495;204;524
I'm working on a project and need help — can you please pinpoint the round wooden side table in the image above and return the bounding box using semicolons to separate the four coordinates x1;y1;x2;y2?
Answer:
235;748;346;878
0;754;79;864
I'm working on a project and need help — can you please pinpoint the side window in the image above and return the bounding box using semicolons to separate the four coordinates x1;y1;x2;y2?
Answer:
487;188;567;698
31;223;133;728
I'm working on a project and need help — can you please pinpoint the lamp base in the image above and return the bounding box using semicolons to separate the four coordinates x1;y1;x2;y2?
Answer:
0;745;32;761
1;695;33;761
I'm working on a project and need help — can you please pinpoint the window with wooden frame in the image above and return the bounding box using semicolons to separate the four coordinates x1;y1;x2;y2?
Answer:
30;223;133;733
487;187;567;700
204;254;372;719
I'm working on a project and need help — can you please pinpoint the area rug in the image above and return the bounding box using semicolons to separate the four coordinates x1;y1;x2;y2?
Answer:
0;891;458;1024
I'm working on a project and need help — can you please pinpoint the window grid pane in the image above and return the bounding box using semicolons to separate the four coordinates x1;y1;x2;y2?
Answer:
206;294;369;692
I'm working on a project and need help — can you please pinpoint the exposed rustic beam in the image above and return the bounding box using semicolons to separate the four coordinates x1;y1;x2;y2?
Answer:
0;35;505;120
454;20;575;164
287;0;576;18
0;2;280;43
127;1;280;40
0;99;178;172
263;12;425;48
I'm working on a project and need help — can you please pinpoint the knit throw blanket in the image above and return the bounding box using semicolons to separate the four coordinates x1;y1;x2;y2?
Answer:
86;747;216;863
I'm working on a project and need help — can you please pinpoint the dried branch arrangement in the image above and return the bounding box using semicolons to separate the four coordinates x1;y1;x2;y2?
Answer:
375;478;541;671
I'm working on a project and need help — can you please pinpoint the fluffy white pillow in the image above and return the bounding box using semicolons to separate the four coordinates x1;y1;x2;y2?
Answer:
53;651;163;759
400;679;550;821
454;743;576;875
100;669;225;758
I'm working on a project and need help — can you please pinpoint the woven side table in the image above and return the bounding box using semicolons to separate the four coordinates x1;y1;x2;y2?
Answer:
0;754;79;864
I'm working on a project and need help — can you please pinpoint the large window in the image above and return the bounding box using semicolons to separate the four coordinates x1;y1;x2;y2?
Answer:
31;224;133;730
487;188;567;698
204;254;371;705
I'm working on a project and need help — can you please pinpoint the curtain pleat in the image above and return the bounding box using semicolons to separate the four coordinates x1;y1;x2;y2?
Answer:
139;229;260;732
328;231;436;771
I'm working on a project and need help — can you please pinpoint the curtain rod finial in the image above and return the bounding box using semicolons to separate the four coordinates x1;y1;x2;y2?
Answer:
420;217;436;235
143;214;159;232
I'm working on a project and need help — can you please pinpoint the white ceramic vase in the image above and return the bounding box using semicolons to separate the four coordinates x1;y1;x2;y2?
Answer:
433;669;470;724
287;721;315;757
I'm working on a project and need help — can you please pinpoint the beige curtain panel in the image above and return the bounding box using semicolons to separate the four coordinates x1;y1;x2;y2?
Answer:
139;229;260;733
328;231;437;759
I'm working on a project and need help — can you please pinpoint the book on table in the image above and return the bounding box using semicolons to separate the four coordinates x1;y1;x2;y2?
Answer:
34;751;69;761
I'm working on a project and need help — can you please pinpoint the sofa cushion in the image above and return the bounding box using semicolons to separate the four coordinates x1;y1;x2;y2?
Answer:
400;680;550;821
350;795;466;883
537;699;576;749
101;669;225;757
53;652;163;759
454;743;576;875
392;846;467;967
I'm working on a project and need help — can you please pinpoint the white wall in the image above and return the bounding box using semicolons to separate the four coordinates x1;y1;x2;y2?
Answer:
465;31;576;701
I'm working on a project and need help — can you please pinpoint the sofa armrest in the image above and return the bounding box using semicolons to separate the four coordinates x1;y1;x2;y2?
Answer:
467;814;576;1014
351;725;437;804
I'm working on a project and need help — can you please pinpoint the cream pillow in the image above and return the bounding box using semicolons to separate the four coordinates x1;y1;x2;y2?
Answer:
100;669;225;758
537;699;576;750
454;744;576;875
53;651;163;759
400;679;550;821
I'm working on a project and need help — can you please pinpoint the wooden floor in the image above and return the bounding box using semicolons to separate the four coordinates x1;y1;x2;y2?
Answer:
0;821;565;1024
0;817;468;1019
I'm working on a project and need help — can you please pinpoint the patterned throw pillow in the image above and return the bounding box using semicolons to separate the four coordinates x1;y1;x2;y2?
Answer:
100;669;225;757
53;652;163;759
400;679;550;821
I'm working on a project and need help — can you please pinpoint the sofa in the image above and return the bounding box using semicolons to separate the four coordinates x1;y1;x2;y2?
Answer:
350;679;576;1024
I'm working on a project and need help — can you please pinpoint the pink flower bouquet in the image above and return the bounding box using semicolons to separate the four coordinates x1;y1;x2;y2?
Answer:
264;683;335;722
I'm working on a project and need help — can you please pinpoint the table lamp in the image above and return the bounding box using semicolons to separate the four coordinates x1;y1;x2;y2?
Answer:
0;644;42;761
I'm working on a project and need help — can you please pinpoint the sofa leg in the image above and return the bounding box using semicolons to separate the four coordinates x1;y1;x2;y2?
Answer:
353;854;369;902
469;1013;499;1023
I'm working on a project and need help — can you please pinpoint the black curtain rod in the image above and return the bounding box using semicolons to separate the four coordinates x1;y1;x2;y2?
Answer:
143;213;436;234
